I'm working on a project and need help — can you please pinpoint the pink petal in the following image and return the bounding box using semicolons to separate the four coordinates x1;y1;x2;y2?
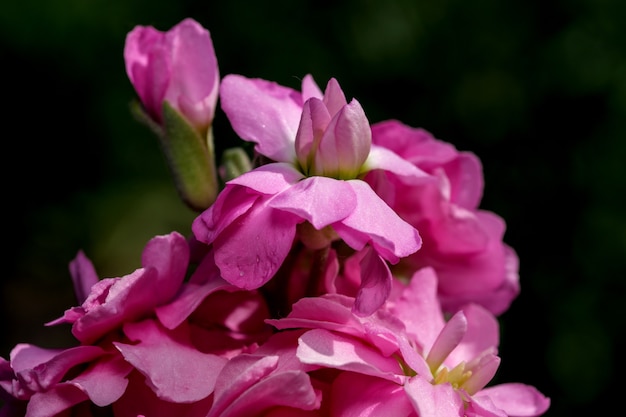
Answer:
425;311;467;371
477;383;551;416
26;384;89;417
68;250;99;304
211;371;318;417
124;25;168;121
209;355;280;416
463;352;501;395
448;303;499;365
269;176;357;229
333;180;422;262
115;319;227;403
140;231;189;305
301;74;323;101
297;329;403;383
321;78;348;116
212;196;301;289
365;145;432;184
295;98;331;170
70;354;133;406
164;18;219;127
330;372;414;417
315;99;371;178
404;376;463;417
220;74;303;162
352;248;392;317
391;267;446;351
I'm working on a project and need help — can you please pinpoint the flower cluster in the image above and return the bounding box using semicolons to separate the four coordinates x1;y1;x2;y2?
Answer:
0;18;550;417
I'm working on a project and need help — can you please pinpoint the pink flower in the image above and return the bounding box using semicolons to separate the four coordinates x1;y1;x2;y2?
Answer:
193;75;430;315
365;119;520;315
268;267;550;416
0;343;131;416
124;17;219;131
205;331;321;417
48;232;191;344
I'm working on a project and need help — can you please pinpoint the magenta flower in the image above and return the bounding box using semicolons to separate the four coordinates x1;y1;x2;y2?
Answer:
0;343;131;417
48;232;191;344
365;119;520;315
124;17;219;130
193;74;430;315
269;267;550;416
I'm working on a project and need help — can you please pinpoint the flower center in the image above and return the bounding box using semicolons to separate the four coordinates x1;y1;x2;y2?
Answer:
433;362;473;390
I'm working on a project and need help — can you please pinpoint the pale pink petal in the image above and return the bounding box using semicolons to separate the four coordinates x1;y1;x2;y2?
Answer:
220;74;303;162
321;78;348;116
442;152;484;209
404;376;463;417
391;267;446;351
448;303;499;365
301;74;323;101
465;394;508;417
156;250;234;329
297;329;403;383
268;176;357;229
333;180;422;262
114;319;227;403
425;311;467;370
267;294;358;331
397;336;433;378
462;353;501;395
330;372;414;417
365;145;432;184
228;163;304;195
295;98;331;170
477;383;551;417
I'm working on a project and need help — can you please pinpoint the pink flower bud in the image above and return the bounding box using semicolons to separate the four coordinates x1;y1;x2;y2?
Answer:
124;18;219;132
295;78;371;179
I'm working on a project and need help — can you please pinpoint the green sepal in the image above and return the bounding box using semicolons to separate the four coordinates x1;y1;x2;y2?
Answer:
129;99;165;138
220;147;253;182
159;101;218;212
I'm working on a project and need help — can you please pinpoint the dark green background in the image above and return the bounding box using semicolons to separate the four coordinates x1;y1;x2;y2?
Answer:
2;1;624;416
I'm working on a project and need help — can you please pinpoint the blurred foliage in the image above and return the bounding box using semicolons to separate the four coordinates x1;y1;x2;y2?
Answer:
2;0;625;416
